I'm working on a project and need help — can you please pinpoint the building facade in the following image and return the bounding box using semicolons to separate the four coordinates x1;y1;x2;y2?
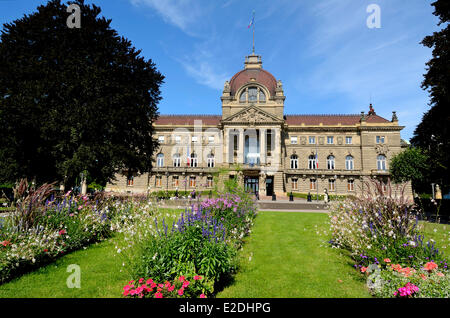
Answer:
106;53;410;197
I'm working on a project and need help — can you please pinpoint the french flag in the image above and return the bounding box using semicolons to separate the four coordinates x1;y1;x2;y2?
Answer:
247;16;254;29
315;152;319;169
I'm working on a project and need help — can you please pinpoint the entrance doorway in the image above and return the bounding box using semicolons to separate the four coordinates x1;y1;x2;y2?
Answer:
266;176;274;196
244;176;259;195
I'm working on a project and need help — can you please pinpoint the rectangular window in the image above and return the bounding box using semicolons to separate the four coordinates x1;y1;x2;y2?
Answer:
348;179;354;192
309;136;316;144
207;176;213;188
291;136;297;145
310;179;317;191
192;136;198;143
155;176;162;187
127;175;134;186
327;136;334;144
189;176;196;188
172;176;179;188
208;136;215;144
346;136;353;144
175;135;181;143
329;179;336;191
158;136;165;143
292;178;298;190
376;136;385;144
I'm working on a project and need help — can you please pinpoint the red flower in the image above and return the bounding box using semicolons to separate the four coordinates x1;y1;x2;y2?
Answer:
59;229;67;235
179;275;186;282
193;275;203;281
424;261;438;272
178;288;184;296
1;240;10;247
155;292;163;298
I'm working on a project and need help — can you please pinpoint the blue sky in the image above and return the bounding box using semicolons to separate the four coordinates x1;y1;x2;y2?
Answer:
0;0;442;141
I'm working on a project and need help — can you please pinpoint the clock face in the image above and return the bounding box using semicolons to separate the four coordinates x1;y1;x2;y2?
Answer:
248;87;258;102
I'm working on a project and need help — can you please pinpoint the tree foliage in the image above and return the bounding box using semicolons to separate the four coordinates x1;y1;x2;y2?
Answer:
390;147;429;189
411;0;449;191
0;0;164;188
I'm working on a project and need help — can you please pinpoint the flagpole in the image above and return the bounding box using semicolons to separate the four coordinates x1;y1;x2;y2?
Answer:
252;10;255;54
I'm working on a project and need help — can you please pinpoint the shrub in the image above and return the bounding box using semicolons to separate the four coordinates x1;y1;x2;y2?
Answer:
329;178;449;297
128;208;235;287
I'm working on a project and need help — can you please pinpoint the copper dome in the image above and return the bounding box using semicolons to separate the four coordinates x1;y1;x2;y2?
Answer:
229;68;278;97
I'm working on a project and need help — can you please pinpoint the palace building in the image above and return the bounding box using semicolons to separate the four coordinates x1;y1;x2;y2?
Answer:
106;52;411;198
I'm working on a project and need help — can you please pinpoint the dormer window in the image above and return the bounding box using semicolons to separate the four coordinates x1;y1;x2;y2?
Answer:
239;86;266;103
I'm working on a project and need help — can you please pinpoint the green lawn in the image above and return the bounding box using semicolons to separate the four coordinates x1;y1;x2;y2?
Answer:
217;211;371;298
0;236;130;298
419;221;450;259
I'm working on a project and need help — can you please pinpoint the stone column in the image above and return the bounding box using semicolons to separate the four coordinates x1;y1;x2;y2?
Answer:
238;128;245;164
260;128;266;165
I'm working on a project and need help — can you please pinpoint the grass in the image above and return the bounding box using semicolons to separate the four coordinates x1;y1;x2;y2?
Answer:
0;235;129;298
419;221;450;259
217;211;371;298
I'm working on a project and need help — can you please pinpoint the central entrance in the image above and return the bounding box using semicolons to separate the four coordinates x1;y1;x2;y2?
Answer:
244;176;259;195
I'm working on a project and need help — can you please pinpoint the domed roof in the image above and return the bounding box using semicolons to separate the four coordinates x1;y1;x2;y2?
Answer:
229;68;278;97
228;54;278;97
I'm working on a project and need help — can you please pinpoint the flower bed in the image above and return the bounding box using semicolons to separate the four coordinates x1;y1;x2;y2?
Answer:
0;180;156;284
117;188;258;298
329;179;449;298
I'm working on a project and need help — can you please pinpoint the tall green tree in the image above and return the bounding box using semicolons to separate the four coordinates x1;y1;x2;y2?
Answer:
411;0;449;192
0;0;164;188
389;147;429;191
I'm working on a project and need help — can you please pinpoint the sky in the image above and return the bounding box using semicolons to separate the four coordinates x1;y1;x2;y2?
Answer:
0;0;443;141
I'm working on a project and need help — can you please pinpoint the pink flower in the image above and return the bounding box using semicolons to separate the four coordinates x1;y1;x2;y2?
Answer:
179;275;185;282
139;278;144;284
200;294;206;298
182;280;190;288
437;272;444;277
59;229;67;235
1;240;10;247
168;285;175;292
155;292;163;298
146;279;153;285
360;266;367;273
383;258;391;263
193;275;203;281
178;288;184;296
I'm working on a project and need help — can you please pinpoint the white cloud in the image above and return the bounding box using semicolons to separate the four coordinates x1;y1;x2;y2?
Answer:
129;0;204;36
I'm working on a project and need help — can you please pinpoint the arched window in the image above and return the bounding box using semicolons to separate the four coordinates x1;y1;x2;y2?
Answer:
290;155;298;169
156;153;164;167
327;155;335;170
345;155;354;170
239;90;247;102
308;155;317;170
190;153;198;167
248;87;258;102
239;86;266;103
377;155;386;171
259;90;266;103
207;154;215;168
173;153;181;167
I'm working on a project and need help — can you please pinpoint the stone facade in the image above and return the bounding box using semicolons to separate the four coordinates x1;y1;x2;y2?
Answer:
106;53;411;198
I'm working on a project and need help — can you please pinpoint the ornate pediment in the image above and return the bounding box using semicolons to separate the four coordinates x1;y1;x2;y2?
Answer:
223;105;283;124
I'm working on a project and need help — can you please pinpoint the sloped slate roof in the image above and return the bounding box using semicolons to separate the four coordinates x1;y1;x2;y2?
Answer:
155;115;221;126
285;114;390;125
